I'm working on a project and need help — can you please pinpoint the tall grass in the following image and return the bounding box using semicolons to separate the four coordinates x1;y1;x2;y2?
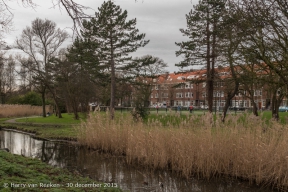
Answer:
77;112;288;191
0;104;51;118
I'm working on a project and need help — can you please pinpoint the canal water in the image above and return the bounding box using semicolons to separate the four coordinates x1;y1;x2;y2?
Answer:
0;130;275;192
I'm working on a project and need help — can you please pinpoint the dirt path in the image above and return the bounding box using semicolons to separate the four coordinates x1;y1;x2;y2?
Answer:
5;116;39;124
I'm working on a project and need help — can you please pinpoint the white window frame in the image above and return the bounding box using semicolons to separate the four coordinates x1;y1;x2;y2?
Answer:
202;82;206;88
176;93;183;98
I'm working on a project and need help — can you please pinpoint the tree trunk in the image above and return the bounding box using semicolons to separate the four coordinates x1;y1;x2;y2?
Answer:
251;100;258;116
71;97;79;120
206;8;213;113
41;90;46;117
221;83;239;122
271;91;283;121
47;86;62;118
110;59;115;119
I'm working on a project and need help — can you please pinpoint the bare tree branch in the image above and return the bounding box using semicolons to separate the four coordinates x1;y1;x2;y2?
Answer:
2;0;93;37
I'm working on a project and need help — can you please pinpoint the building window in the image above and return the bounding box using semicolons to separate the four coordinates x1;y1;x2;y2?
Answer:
162;93;168;98
175;101;182;106
239;100;243;107
185;83;193;89
243;101;247;107
176;93;183;98
176;84;185;89
151;94;153;98
184;92;193;98
155;93;158;98
202;82;206;88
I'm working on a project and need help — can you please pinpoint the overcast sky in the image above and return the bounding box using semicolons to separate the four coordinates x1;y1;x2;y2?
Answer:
5;0;197;72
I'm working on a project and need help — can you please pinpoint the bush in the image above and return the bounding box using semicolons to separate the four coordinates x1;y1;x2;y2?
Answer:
7;92;49;106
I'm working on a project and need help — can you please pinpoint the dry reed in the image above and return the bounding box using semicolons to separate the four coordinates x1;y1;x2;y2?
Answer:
77;112;288;190
0;104;51;118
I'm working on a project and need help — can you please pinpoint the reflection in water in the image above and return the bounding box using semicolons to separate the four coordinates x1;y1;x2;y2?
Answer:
0;130;275;192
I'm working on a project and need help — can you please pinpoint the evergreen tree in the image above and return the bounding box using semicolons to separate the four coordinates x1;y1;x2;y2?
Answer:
79;0;149;119
67;37;107;83
175;0;226;113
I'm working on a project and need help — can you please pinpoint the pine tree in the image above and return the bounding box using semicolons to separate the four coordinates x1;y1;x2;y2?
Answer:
175;0;226;113
80;0;149;119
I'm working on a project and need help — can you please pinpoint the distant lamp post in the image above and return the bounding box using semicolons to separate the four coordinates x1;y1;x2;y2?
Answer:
196;82;199;107
214;94;216;115
234;93;237;115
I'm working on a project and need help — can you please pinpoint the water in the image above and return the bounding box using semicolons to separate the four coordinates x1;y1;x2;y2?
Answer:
0;129;275;192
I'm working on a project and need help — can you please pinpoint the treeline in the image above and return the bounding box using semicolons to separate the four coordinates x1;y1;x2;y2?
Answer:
175;0;288;121
1;0;288;121
0;1;167;120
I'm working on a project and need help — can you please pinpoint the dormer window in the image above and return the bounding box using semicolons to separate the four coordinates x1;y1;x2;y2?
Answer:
187;75;195;79
177;76;185;80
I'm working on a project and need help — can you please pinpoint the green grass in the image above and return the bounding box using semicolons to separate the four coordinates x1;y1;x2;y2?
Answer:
0;124;78;141
260;111;288;124
0;113;84;140
0;118;10;123
15;113;86;124
0;151;122;192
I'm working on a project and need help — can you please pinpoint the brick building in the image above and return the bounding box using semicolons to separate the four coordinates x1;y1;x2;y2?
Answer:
149;67;275;110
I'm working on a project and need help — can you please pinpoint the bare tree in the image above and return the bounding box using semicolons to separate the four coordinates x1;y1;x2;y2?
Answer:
0;2;13;47
2;0;91;36
16;18;68;117
0;52;5;103
4;55;16;97
16;55;34;92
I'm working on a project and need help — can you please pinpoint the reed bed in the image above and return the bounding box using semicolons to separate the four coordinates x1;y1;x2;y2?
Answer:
77;111;288;191
0;104;51;118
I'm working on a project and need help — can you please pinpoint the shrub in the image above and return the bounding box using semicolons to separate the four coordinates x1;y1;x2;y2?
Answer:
7;92;51;106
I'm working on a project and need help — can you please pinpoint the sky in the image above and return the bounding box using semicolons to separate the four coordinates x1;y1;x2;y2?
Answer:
4;0;197;73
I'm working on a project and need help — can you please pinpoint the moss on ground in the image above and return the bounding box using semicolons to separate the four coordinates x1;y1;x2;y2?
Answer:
0;151;122;192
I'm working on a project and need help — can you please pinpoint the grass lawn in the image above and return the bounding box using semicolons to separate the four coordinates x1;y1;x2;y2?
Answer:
261;111;288;124
0;151;122;192
15;113;86;124
0;113;86;140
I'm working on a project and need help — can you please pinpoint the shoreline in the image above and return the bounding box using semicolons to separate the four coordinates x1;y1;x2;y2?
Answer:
0;150;122;192
0;116;284;192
